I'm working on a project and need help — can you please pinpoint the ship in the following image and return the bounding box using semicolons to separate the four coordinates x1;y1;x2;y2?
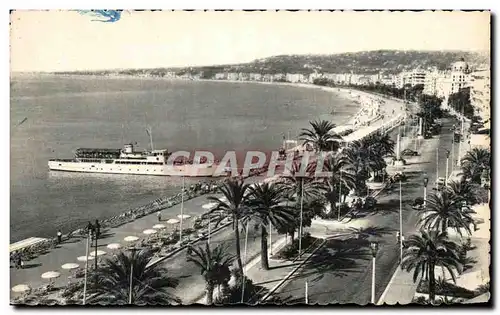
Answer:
48;143;218;177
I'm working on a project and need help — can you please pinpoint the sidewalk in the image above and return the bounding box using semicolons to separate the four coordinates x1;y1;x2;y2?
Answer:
10;191;224;298
377;266;421;305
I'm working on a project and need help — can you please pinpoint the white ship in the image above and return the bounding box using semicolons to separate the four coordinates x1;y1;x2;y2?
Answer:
48;143;218;177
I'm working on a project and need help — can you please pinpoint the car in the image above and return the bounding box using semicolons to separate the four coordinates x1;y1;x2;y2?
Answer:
401;149;419;156
436;177;445;187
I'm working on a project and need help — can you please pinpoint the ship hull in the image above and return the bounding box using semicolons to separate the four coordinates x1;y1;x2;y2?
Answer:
48;160;220;177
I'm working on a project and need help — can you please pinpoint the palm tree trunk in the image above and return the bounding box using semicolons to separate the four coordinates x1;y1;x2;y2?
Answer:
429;262;436;303
261;227;269;270
206;283;214;305
233;217;244;272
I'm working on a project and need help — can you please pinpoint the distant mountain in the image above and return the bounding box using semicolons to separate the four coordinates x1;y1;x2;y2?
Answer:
52;50;490;76
172;50;490;75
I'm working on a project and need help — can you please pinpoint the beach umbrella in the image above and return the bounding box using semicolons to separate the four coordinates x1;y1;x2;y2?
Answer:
77;255;95;262
124;236;139;242
41;271;61;280
61;263;79;270
90;250;106;257
153;224;166;229
177;214;191;220
166;218;180;224
143;229;157;235
11;284;31;293
202;202;217;210
107;243;122;250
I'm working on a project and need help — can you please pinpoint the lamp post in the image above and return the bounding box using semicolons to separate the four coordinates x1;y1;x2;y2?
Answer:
338;170;342;221
370;242;379;304
451;125;456;173
399;178;403;262
180;175;185;244
128;246;138;304
435;148;439;188
423;175;429;208
82;229;91;305
241;221;250;303
298;177;305;258
445;150;450;186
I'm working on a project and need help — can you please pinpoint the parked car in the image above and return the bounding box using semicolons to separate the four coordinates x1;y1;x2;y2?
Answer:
436;177;445;188
401;149;419;156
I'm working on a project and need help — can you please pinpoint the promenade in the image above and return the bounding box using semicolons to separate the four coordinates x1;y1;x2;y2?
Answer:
10;87;407;304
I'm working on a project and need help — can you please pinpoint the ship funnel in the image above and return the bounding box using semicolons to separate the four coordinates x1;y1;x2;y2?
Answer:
123;144;134;153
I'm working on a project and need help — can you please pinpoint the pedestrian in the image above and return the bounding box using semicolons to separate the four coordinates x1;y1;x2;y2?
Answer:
20;257;24;269
57;230;62;244
94;220;101;239
16;255;21;269
157;210;162;222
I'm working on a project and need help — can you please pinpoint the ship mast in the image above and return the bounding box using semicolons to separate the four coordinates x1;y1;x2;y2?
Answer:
146;126;154;151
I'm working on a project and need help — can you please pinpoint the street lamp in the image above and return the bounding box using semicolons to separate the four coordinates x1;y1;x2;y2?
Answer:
445;150;450;186
435;148;439;188
423;175;429;208
128;246;139;304
370;242;379;304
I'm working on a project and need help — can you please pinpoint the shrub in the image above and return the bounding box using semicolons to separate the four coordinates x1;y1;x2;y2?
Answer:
276;232;315;260
413;197;424;206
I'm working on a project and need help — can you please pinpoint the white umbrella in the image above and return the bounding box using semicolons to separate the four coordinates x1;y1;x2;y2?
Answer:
166;218;180;224
90;250;106;257
124;236;139;242
177;214;191;220
202;202;217;210
153;224;166;229
41;271;61;279
77;255;95;262
61;263;79;270
11;284;31;293
107;243;122;250
143;229;157;235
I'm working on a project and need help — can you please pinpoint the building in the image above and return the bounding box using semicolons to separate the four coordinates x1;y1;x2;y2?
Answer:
227;72;239;81
438;59;472;108
286;73;306;83
470;69;491;121
214;72;227;80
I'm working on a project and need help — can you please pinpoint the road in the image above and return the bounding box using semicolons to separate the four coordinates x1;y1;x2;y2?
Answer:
275;117;459;304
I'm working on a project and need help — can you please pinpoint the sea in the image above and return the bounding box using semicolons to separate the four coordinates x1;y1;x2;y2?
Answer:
10;74;359;242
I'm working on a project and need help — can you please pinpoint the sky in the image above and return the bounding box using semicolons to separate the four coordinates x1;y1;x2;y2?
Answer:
10;10;490;72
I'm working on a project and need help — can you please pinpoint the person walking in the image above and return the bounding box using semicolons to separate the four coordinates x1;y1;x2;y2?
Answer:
94;220;101;239
57;230;62;244
157;210;162;222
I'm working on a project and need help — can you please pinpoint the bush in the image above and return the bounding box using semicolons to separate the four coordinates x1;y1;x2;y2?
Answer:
276;233;315;260
318;203;350;220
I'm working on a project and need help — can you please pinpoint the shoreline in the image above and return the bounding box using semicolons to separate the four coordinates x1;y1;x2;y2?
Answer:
11;75;404;247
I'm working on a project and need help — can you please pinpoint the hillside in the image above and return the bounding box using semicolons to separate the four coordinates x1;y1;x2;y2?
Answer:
53;50;490;76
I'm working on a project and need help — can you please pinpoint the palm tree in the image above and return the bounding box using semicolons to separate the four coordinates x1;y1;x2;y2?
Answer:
363;131;395;157
418;190;473;237
207;178;250;272
187;243;234;305
246;182;295;270
345;140;378;196
323;152;356;218
401;230;462;302
461;148;490;184
87;249;180;305
446;179;480;207
280;160;323;203
299;120;342;152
